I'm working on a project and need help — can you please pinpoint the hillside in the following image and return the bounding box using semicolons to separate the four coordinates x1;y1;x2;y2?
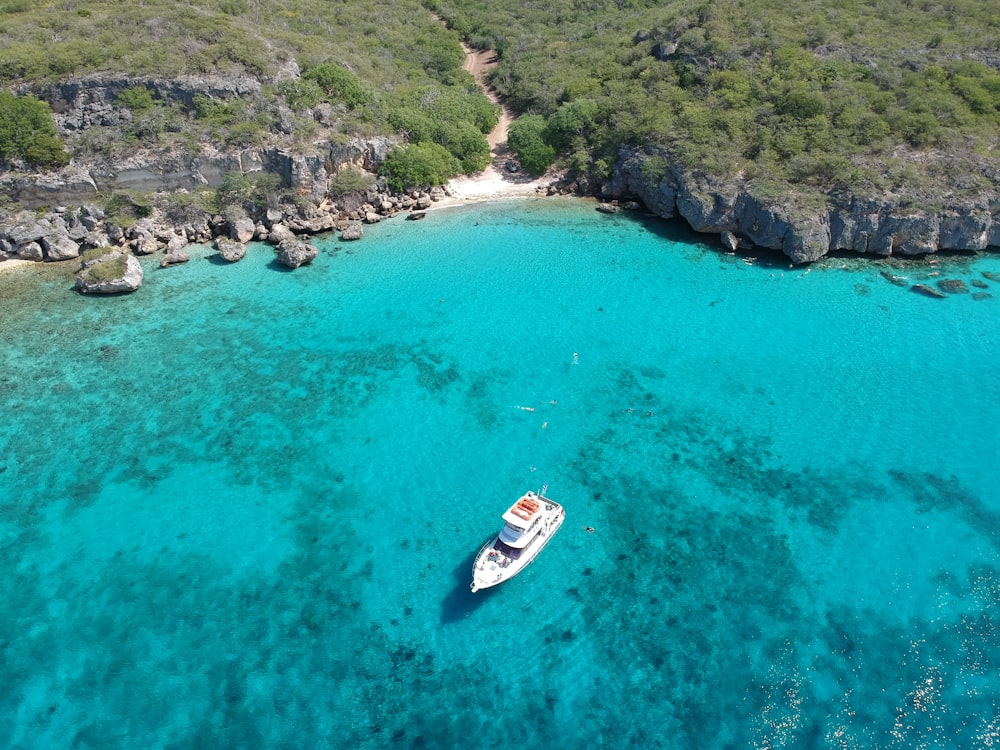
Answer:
3;0;1000;262
431;0;1000;193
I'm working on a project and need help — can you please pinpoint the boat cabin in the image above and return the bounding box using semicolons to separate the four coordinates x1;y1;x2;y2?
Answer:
500;493;543;545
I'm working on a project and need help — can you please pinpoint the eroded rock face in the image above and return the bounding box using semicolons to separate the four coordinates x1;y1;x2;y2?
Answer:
276;238;318;269
75;251;143;294
606;145;1000;262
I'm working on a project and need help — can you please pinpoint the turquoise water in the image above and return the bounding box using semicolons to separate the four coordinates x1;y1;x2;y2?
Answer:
1;199;998;748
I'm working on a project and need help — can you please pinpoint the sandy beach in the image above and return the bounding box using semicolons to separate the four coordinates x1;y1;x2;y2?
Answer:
439;162;552;207
0;258;32;273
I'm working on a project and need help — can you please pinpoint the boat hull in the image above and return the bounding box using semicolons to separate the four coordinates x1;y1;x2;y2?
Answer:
470;498;564;592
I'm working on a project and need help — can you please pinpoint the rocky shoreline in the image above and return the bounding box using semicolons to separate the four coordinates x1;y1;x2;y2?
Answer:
3;74;999;292
0;179;475;291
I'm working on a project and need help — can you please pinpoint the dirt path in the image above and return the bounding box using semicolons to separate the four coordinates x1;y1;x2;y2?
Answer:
460;44;513;150
440;41;552;205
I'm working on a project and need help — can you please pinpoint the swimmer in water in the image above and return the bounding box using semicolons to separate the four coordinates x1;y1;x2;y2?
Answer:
583;526;595;533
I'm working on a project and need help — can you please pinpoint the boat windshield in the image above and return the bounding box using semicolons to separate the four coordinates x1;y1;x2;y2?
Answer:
493;539;524;560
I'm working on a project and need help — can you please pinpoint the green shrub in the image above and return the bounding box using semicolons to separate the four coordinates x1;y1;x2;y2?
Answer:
217;171;254;207
508;115;555;175
303;62;372;108
82;253;127;283
279;79;324;111
160;189;217;223
116;86;155;111
544;100;597;151
0;91;70;168
217;170;286;212
379;142;459;191
330;167;376;196
104;191;152;225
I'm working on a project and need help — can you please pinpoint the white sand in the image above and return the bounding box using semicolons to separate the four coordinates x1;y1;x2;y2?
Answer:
439;167;550;208
0;258;32;273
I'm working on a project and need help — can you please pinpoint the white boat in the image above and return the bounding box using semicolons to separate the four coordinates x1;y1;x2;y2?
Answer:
470;490;565;592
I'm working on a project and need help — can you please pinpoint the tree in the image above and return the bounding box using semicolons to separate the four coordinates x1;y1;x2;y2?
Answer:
379;142;459;191
303;63;373;109
0;91;70;168
544;100;598;151
507;115;555;175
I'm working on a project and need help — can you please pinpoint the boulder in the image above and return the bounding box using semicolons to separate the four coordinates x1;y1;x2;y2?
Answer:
596;202;619;214
721;231;739;252
160;250;190;268
267;223;296;245
132;234;162;255
230;216;256;243
652;41;678;60
75;251;143;294
407;211;426;221
164;234;188;255
276;238;318;269
80;231;110;250
105;223;126;244
364;211;382;224
18;241;44;261
8;221;49;246
341;223;364;241
215;237;247;263
40;232;81;261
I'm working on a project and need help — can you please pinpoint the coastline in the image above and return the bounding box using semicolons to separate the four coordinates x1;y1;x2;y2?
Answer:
436;167;553;209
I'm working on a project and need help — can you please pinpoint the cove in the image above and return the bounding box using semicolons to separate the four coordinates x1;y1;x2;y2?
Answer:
1;198;998;748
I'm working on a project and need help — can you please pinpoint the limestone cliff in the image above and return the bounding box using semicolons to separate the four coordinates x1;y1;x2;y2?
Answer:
606;146;1000;262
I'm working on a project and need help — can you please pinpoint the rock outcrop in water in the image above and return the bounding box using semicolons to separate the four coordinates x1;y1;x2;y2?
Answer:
276;238;318;269
75;250;143;294
215;237;247;263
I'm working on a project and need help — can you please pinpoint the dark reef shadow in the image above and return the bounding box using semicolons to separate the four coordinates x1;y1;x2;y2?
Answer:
440;539;499;625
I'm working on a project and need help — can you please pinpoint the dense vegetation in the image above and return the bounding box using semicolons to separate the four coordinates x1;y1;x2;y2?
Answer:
429;0;1000;197
0;0;497;177
2;0;999;200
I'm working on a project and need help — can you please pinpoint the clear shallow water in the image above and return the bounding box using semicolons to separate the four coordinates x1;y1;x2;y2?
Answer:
1;199;998;748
